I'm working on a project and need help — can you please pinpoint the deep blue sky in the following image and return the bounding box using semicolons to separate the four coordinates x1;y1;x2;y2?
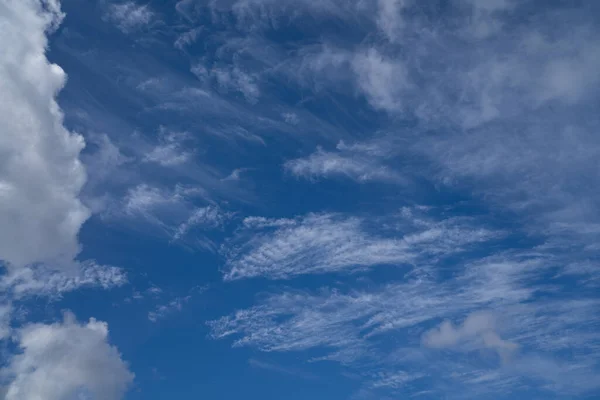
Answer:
1;0;600;399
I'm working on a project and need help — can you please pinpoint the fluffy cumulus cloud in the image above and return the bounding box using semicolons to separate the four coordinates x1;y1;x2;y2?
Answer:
0;3;132;400
0;0;89;269
422;311;518;359
0;313;134;400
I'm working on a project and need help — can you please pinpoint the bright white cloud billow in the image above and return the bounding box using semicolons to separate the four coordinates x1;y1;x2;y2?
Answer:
0;313;134;400
0;0;89;269
0;4;132;399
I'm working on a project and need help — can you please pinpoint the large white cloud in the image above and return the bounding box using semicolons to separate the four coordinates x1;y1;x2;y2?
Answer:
0;313;134;400
0;0;89;269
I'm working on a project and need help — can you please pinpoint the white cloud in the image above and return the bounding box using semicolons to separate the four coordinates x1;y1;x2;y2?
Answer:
221;168;247;181
0;0;89;269
172;205;232;241
422;311;518;359
211;251;600;395
104;1;154;33
351;49;409;112
370;370;424;389
0;304;12;341
284;141;404;183
143;129;193;167
1;312;133;400
148;296;191;322
223;210;498;280
174;27;203;49
192;64;260;103
0;261;127;299
123;184;179;216
376;0;407;43
242;216;296;229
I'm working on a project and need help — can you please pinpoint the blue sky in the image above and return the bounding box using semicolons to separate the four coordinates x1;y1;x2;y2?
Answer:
1;0;600;399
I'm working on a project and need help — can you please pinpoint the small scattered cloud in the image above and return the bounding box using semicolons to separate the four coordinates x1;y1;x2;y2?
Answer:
285;140;404;184
148;296;191;323
192;64;260;103
148;286;207;323
282;112;299;125
143;128;193;167
104;1;154;33
175;27;203;49
222;168;250;182
422;311;518;360
242;216;296;229
172;205;233;241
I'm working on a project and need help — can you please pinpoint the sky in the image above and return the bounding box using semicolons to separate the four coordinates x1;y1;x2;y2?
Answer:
0;0;599;399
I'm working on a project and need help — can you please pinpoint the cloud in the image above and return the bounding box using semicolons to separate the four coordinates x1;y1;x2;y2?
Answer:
0;304;12;341
211;229;600;397
192;64;260;104
223;210;499;280
351;48;410;113
148;286;207;322
148;296;191;323
0;261;127;299
174;27;203;49
242;216;296;229
0;312;134;400
143;128;193;167
376;0;407;43
172;205;232;241
210;265;600;396
285;140;404;183
115;183;233;251
0;0;89;269
103;1;154;33
221;168;248;182
422;311;518;359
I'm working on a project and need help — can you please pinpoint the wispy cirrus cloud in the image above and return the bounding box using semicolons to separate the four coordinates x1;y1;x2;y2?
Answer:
111;183;232;250
284;140;404;183
211;247;600;397
1;261;127;299
148;296;191;323
222;208;499;280
148;285;207;322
